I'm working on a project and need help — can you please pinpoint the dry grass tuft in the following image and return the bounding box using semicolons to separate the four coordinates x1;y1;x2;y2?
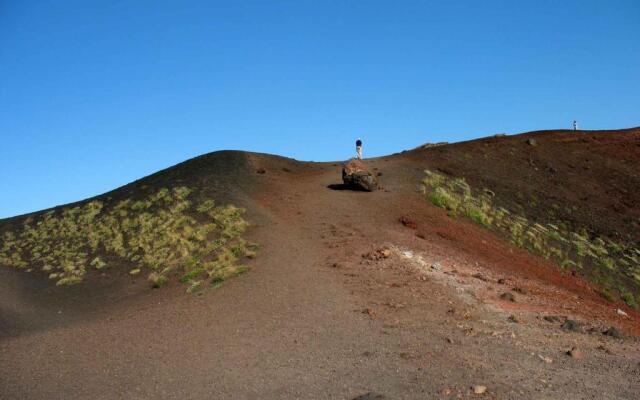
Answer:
0;187;257;291
422;170;640;308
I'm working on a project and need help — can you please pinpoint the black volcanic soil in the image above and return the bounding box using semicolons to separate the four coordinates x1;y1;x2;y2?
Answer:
1;128;639;399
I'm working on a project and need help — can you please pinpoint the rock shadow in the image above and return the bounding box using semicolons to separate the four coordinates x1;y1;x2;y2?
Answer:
327;184;370;192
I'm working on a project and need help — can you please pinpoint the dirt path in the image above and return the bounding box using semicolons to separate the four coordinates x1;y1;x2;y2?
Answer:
1;154;639;399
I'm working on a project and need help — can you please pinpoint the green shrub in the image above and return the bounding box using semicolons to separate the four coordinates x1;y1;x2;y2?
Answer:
148;272;168;288
429;187;460;211
597;258;615;270
90;256;107;270
186;279;204;294
621;291;638;309
464;204;491;227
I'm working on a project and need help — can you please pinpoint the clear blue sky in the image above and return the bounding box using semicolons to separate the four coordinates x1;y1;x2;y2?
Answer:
1;1;639;218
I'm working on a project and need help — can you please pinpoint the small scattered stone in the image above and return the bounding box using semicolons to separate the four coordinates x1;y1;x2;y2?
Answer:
330;262;342;268
597;345;613;354
508;315;519;323
566;346;583;359
526;138;538;146
472;385;487;394
256;168;266;174
362;308;376;316
399;352;414;359
500;292;515;302
512;286;527;294
616;308;628;317
472;273;488;282
586;327;600;335
399;216;418;229
431;262;442;271
543;315;565;323
538;354;553;363
352;393;385;400
497;278;506;284
362;248;391;261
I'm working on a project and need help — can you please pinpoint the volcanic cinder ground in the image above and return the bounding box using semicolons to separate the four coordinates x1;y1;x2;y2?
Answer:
1;129;639;399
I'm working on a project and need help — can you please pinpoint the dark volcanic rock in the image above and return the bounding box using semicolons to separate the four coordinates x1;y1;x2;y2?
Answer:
352;393;385;400
561;319;582;332
603;326;621;338
342;159;378;191
543;315;565;323
399;216;418;229
500;292;515;302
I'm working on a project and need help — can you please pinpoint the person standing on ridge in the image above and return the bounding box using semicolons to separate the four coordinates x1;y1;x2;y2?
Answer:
355;138;363;159
573;120;578;131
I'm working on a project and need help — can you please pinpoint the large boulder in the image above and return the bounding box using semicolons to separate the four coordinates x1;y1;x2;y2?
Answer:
342;159;378;191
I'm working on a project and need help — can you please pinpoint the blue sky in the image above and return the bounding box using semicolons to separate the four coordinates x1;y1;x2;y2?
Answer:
1;0;639;218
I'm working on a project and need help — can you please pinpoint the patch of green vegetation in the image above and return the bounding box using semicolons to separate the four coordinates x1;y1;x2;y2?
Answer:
429;187;460;211
0;187;256;291
463;204;491;227
621;290;638;309
600;288;615;302
422;169;640;304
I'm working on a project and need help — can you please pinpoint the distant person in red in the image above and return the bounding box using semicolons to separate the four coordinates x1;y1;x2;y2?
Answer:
356;138;363;159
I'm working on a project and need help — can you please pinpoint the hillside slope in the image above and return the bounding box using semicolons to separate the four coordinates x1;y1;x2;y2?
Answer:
1;128;639;399
408;128;640;306
408;128;640;244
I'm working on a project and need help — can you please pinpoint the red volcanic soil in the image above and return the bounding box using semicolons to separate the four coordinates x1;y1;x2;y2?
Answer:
1;128;639;399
